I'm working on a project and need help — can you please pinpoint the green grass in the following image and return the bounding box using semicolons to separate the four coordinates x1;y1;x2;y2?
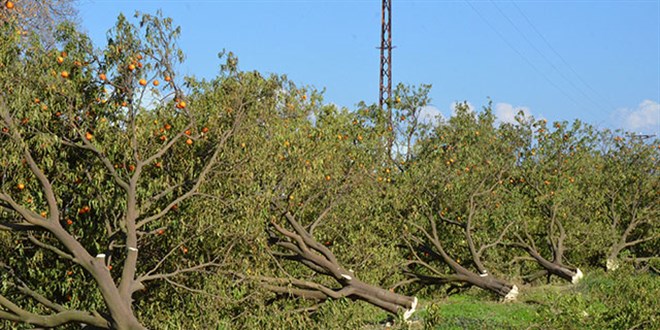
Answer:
422;292;541;329
418;269;659;330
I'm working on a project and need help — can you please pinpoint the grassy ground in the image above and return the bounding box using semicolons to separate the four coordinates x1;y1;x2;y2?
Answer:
415;268;659;330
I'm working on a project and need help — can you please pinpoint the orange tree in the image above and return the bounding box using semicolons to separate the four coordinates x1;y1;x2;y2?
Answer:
395;103;525;299
597;132;659;271
0;0;78;46
502;119;605;283
0;12;242;329
185;70;421;327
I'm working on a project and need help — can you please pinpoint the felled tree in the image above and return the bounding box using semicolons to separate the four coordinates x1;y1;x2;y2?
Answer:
216;83;420;319
259;204;417;318
399;104;520;300
0;12;239;329
507;119;594;283
600;132;659;271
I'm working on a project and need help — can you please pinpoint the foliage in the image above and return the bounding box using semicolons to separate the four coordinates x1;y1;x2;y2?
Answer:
1;6;658;329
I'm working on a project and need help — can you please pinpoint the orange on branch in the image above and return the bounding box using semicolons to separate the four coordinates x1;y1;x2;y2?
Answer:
139;78;147;86
153;80;159;86
5;1;14;9
60;71;69;78
185;138;193;145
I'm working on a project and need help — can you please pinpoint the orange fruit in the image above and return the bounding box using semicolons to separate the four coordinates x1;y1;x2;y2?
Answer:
185;138;193;145
153;80;159;86
41;104;48;111
177;101;186;109
128;64;136;71
61;71;69;78
159;135;167;141
154;162;162;168
66;219;73;225
6;1;14;9
201;127;209;133
56;56;64;64
99;73;106;81
16;183;25;190
85;132;93;140
184;129;191;136
157;229;165;235
40;211;47;218
164;124;172;130
136;54;143;60
164;76;171;82
139;78;147;86
128;164;135;171
78;206;90;214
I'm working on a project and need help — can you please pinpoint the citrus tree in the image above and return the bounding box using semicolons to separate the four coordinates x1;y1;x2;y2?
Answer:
1;0;77;46
397;103;523;300
503;119;606;283
0;11;242;329
599;133;659;271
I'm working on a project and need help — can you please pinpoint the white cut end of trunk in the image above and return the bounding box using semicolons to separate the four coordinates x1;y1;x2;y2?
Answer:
96;254;106;259
504;285;519;302
403;296;418;321
479;270;488;277
128;247;138;252
571;268;584;284
606;258;620;271
340;274;352;280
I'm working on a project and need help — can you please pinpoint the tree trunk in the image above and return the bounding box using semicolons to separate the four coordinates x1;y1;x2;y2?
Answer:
512;244;584;284
350;279;417;318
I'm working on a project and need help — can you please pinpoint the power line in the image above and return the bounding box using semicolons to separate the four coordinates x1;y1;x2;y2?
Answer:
463;0;592;113
510;1;618;112
489;0;608;114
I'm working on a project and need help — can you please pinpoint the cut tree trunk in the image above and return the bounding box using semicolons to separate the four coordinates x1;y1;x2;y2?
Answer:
264;208;419;320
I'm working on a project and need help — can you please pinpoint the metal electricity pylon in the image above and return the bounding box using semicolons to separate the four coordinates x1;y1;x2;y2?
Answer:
379;0;393;151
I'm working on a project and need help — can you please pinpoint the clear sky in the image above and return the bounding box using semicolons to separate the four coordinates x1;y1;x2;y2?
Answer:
77;0;659;135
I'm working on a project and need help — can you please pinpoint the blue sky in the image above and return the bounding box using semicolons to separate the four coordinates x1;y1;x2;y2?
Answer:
77;0;659;135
